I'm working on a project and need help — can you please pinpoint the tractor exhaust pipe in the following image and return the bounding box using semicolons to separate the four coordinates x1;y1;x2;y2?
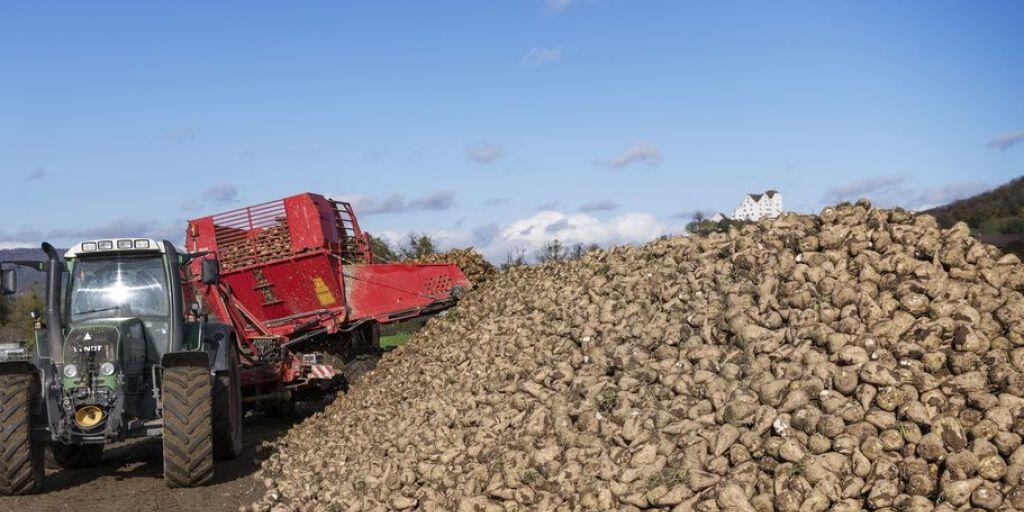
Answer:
41;242;64;362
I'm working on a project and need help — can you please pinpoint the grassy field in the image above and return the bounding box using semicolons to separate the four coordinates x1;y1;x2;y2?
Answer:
379;316;431;349
380;332;411;349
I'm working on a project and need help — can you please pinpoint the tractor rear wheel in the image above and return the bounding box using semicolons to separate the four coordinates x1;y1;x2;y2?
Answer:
0;374;44;495
341;352;381;385
50;442;103;469
341;322;382;386
161;365;214;488
212;342;242;460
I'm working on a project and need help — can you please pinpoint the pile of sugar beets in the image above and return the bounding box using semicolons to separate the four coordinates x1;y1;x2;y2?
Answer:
418;248;498;287
248;201;1024;512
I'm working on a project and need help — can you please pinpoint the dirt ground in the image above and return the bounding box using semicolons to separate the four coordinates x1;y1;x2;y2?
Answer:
0;405;322;512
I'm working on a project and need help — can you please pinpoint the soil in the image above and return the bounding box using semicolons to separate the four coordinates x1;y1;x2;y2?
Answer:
0;405;324;512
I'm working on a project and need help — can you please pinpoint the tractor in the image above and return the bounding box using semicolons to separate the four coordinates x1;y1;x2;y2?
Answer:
0;239;241;494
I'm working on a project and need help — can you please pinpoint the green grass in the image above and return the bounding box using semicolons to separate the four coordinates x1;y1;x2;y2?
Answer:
380;332;412;349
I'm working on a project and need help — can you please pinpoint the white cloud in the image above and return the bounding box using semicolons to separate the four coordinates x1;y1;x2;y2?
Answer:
200;184;239;203
410;190;457;211
908;182;990;211
26;167;47;181
371;210;676;263
822;175;905;204
523;47;562;66
483;197;510;207
0;227;42;249
823;176;989;211
480;211;672;261
465;142;505;163
491;211;669;259
672;208;716;220
338;191;456;215
597;142;663;169
579;199;619;212
988;130;1024;151
0;242;38;250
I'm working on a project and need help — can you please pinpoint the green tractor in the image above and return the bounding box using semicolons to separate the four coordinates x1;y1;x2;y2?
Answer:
0;239;242;494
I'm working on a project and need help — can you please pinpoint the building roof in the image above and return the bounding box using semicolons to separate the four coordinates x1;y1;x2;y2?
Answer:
746;190;780;201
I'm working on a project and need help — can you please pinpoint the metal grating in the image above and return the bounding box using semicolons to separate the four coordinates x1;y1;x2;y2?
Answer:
212;199;291;272
329;200;371;263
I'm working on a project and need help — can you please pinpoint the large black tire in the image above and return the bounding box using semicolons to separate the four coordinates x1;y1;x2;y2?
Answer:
162;365;214;488
50;442;103;469
263;400;295;418
340;322;382;386
212;342;242;460
0;374;44;495
341;353;381;385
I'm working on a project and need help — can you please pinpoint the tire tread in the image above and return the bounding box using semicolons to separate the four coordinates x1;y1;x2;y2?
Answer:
162;366;213;488
0;374;43;495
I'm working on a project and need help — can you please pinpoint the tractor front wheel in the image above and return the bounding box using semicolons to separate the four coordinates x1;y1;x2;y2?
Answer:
0;373;44;495
50;442;103;469
161;365;214;488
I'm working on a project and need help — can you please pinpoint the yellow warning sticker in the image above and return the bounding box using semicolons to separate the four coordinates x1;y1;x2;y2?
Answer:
312;277;337;306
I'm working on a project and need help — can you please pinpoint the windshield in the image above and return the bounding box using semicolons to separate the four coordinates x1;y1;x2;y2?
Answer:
70;255;170;322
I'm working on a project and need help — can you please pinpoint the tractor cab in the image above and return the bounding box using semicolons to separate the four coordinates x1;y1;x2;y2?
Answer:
57;238;185;439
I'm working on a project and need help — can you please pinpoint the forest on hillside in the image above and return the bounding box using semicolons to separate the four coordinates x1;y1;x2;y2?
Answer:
925;177;1024;233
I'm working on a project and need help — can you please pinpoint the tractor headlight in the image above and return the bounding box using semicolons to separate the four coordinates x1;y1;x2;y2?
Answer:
99;362;115;376
63;364;79;378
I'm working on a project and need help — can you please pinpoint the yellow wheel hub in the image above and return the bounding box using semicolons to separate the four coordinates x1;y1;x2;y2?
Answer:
75;406;105;428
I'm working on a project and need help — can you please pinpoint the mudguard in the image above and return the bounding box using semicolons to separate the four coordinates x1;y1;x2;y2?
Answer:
161;351;210;369
201;321;234;374
0;360;37;376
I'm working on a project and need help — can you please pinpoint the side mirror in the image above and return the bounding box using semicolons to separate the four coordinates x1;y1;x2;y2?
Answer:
201;259;220;285
0;269;16;296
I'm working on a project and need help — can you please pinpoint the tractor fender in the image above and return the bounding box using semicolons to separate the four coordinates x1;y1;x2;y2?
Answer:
161;351;210;369
200;321;235;374
0;360;38;376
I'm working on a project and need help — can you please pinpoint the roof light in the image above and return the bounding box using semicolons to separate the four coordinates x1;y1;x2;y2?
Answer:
117;240;133;249
97;240;114;251
81;242;97;252
134;239;151;249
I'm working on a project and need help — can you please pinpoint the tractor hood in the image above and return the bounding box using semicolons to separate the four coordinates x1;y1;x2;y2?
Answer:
61;318;146;390
64;320;122;369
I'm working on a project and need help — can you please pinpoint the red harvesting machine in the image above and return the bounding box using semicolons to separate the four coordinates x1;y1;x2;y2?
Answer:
185;192;469;404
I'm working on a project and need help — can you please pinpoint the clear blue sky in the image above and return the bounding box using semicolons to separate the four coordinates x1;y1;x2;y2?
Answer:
2;1;1023;259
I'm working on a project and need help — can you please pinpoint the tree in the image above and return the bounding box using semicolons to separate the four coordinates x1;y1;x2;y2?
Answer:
399;233;438;260
686;214;749;236
685;217;718;236
0;291;43;345
566;243;599;261
501;248;527;271
368;235;397;262
535;239;567;263
0;294;9;325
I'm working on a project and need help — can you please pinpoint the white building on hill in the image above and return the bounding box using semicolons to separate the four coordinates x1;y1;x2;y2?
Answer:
733;190;783;221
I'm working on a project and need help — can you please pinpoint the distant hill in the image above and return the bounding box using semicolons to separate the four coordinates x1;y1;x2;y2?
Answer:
0;247;57;293
925;177;1024;233
924;176;1024;257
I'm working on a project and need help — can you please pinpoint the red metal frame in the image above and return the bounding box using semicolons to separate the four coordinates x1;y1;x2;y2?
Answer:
184;192;470;391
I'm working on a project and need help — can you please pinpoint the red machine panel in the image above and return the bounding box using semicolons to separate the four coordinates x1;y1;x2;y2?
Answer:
185;192;470;345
